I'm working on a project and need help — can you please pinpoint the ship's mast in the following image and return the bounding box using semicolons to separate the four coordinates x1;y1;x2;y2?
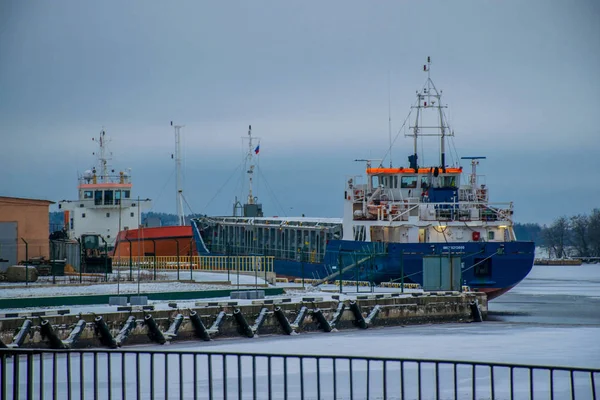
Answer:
92;129;111;183
406;57;453;169
172;121;185;226
246;125;256;205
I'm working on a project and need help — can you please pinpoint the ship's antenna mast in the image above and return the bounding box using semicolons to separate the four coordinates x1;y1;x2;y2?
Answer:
406;57;453;170
171;121;186;226
246;125;257;205
388;70;393;168
92;128;111;183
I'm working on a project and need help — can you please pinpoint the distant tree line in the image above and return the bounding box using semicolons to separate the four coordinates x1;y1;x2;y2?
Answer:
513;222;544;244
541;209;600;258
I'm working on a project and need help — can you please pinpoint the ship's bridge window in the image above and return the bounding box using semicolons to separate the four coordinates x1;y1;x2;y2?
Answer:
94;190;103;206
381;176;388;188
104;190;114;205
401;176;417;189
420;176;430;189
115;190;121;205
441;176;457;188
124;190;131;199
372;176;380;188
84;191;93;199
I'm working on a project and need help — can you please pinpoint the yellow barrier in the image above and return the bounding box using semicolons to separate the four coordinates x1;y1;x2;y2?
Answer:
275;277;289;283
293;278;321;285
379;282;421;289
111;255;274;273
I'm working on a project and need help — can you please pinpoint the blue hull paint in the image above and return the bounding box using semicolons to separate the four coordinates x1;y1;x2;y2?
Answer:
270;240;534;299
192;215;535;299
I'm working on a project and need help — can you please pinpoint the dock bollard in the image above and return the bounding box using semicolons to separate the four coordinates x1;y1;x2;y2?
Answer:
251;308;269;334
63;320;87;349
144;314;166;345
233;309;254;338
365;305;381;325
329;302;346;329
312;308;332;332
40;319;66;349
292;306;308;329
349;301;368;329
188;310;211;341
274;307;294;335
12;319;33;347
470;300;483;322
94;316;117;349
165;314;184;338
115;316;136;347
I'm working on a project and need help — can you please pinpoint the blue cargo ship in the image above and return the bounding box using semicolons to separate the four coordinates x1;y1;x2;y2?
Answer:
191;58;535;300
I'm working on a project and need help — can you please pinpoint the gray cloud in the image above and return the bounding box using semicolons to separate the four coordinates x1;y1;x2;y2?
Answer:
1;0;598;224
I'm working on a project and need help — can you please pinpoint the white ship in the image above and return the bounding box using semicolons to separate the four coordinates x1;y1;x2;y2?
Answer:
58;130;151;250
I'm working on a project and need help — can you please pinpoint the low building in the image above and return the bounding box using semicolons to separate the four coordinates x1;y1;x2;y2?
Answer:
0;196;55;270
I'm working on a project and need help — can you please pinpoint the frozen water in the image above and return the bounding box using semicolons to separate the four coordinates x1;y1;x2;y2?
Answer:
2;264;599;399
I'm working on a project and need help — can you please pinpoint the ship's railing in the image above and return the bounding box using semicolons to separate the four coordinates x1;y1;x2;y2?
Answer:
77;173;132;185
59;198;151;208
111;255;274;273
207;243;327;264
357;200;513;223
1;348;598;399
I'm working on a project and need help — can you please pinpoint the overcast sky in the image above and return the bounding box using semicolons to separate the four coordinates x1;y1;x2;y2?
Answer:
1;1;598;225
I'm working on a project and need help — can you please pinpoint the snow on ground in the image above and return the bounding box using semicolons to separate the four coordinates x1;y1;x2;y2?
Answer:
0;281;239;298
0;270;269;287
0;281;422;315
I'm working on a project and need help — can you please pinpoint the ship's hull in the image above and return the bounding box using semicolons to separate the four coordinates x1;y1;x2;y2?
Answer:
272;241;533;300
196;235;534;300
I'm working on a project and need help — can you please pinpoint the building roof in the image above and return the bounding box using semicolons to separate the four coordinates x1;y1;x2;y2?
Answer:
0;196;55;205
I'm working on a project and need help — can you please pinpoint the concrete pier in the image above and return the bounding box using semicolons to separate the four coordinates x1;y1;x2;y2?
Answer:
0;292;487;349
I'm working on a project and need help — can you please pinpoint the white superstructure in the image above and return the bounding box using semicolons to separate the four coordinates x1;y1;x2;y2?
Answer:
58;129;151;249
342;57;515;245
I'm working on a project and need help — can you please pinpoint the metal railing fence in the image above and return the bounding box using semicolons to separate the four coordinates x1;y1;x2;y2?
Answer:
1;348;598;400
111;255;274;273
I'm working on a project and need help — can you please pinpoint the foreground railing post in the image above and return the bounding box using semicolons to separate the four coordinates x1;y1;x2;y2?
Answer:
1;343;600;399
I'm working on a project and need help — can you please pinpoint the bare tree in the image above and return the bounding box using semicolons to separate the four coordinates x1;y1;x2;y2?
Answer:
542;216;570;258
588;209;600;257
570;214;589;257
